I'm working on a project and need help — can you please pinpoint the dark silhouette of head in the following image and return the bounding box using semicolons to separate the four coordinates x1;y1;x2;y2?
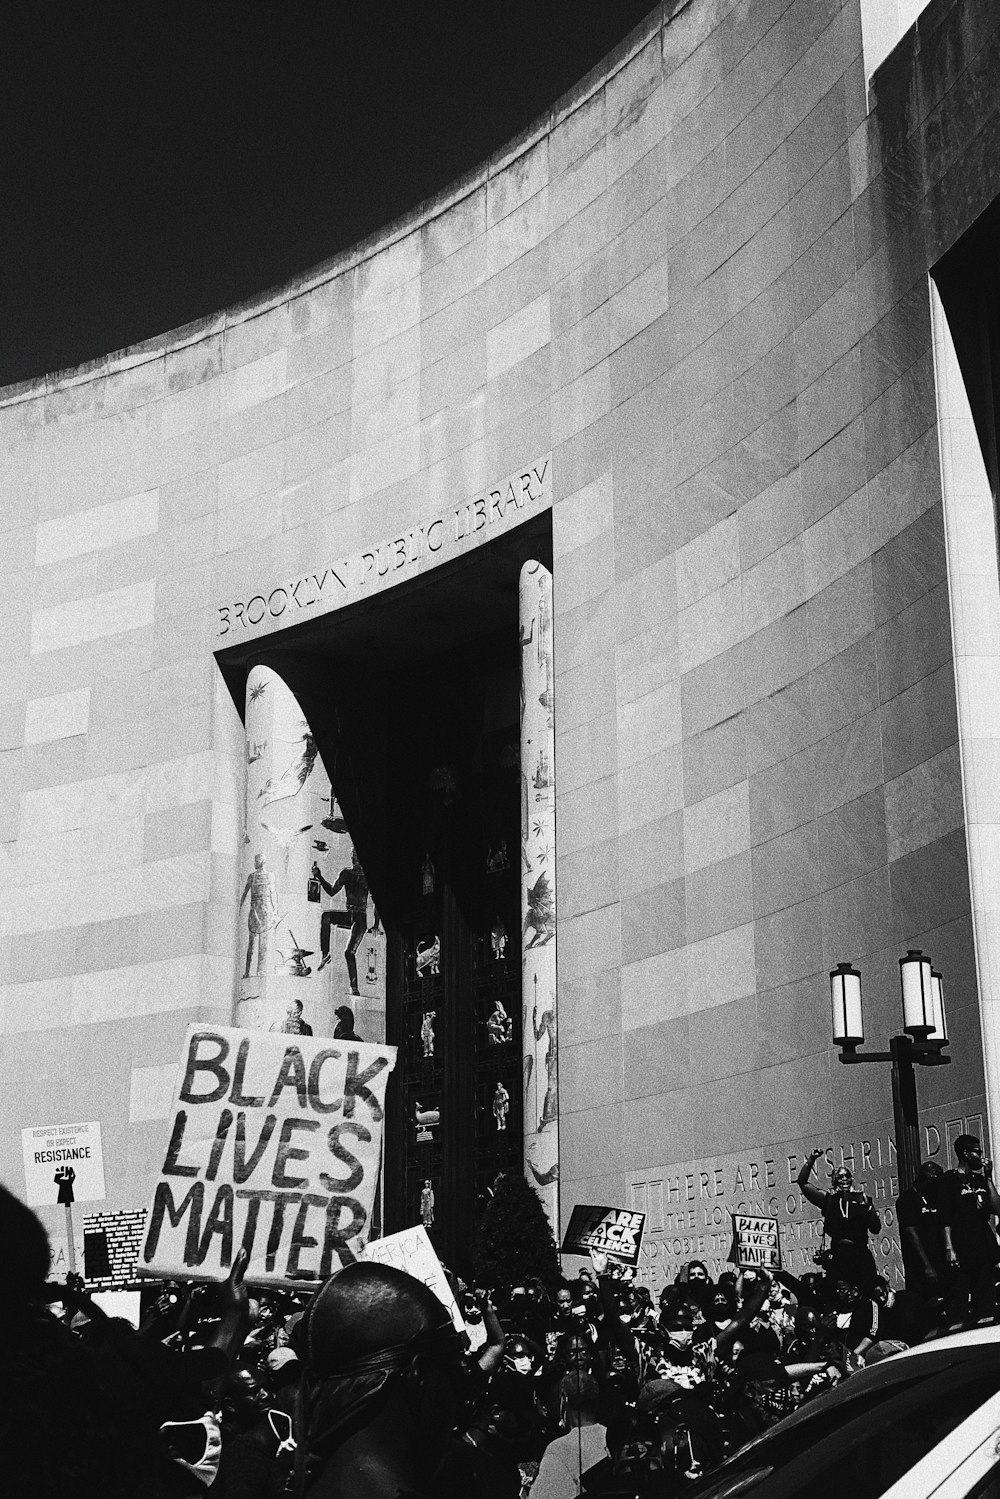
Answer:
0;1184;51;1302
955;1134;983;1167
333;1006;360;1041
295;1262;465;1497
557;1370;601;1428
0;1185;156;1494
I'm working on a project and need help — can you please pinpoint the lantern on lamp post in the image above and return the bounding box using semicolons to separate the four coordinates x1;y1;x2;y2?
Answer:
830;950;951;1192
830;962;863;1052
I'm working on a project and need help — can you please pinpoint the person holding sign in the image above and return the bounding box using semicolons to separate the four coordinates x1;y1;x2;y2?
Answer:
798;1149;880;1295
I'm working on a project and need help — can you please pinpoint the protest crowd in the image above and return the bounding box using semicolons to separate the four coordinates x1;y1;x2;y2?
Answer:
3;1132;1000;1499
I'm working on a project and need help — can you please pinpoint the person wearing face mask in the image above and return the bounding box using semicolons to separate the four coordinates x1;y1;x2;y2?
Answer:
680;1260;713;1313
491;1334;553;1466
506;1337;541;1379
651;1305;705;1385
798;1149;881;1294
503;1285;548;1349
695;1285;738;1353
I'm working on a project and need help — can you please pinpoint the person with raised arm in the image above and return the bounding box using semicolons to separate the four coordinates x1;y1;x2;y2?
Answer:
798;1147;881;1294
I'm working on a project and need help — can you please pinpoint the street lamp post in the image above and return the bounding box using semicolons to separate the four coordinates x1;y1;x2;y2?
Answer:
831;951;951;1193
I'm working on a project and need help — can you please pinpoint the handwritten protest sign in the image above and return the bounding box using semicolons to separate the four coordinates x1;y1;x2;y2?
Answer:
561;1204;646;1266
140;1026;396;1288
362;1225;466;1336
729;1214;781;1270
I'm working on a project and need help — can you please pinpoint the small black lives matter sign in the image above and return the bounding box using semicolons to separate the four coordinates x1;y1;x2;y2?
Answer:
140;1025;396;1289
561;1204;646;1266
728;1214;782;1270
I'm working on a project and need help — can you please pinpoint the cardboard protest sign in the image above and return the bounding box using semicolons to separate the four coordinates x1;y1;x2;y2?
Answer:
729;1214;781;1270
140;1025;396;1288
362;1225;466;1336
22;1120;105;1206
561;1204;646;1266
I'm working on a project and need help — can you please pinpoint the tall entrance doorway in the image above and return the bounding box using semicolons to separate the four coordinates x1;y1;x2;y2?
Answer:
217;515;552;1275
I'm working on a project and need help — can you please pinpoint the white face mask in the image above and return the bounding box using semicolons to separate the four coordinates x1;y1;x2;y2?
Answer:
161;1412;223;1489
513;1356;533;1375
669;1329;693;1347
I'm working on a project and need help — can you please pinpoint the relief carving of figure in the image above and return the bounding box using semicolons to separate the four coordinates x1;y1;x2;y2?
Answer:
523;871;555;948
493;1082;510;1132
240;853;277;978
415;935;441;979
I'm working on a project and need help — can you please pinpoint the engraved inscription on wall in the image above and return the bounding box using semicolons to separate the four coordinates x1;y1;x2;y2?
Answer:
217;457;551;638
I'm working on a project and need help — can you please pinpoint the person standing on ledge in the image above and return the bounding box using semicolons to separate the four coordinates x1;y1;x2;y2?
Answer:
896;1159;946;1302
798;1148;881;1294
941;1134;1000;1322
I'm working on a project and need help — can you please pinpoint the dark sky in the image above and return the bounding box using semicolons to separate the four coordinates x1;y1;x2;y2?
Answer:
0;3;656;387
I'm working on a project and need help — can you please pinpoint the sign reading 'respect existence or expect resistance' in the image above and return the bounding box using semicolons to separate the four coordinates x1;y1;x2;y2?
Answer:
561;1204;647;1266
728;1214;782;1270
140;1026;396;1288
21;1120;106;1207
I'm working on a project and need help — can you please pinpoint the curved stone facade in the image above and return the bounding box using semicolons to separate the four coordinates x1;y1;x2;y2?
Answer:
3;0;1000;1283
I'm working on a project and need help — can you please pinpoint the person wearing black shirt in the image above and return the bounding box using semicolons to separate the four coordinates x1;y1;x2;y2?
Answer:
896;1159;946;1300
941;1133;1000;1320
798;1150;881;1293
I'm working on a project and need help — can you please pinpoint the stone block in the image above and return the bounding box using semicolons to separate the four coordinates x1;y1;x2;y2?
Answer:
685;850;752;943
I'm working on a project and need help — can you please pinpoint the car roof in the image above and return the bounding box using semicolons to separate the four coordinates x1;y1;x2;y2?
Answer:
890;1324;1000;1359
697;1324;1000;1470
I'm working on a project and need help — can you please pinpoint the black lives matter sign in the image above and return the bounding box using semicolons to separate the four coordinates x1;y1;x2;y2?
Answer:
141;1026;396;1288
729;1214;781;1270
561;1204;646;1266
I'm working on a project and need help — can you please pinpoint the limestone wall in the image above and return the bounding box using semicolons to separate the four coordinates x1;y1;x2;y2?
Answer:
1;0;998;1277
